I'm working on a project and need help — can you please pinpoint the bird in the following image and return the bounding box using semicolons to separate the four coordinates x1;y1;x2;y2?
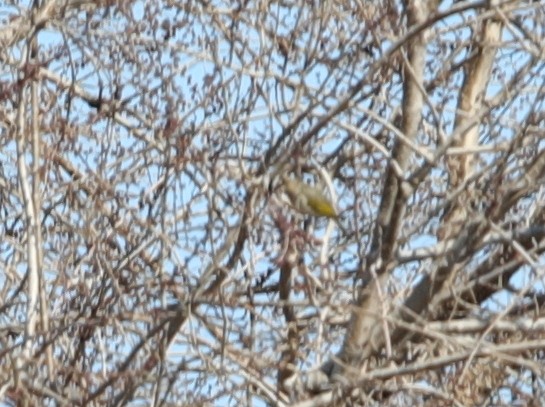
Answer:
282;176;342;224
282;176;348;236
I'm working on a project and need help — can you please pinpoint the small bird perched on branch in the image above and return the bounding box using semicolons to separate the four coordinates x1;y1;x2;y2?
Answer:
283;177;339;218
282;176;347;234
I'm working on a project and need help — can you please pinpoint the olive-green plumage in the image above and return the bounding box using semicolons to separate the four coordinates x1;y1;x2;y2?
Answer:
283;177;339;218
